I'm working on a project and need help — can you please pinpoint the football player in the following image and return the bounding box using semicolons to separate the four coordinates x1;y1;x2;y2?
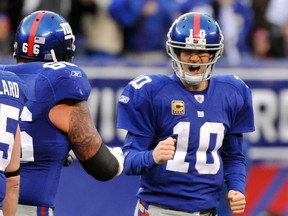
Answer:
117;12;254;215
0;10;124;216
0;70;26;215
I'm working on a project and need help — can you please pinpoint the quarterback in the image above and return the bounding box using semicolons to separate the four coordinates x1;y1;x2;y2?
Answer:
117;12;255;216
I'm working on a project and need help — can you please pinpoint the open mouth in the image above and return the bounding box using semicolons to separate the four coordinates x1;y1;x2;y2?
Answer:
188;66;200;73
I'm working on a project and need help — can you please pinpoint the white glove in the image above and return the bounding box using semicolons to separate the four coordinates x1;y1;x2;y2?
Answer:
107;146;124;176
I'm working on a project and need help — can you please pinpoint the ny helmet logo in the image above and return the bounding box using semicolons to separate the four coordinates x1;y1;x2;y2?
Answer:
60;22;74;40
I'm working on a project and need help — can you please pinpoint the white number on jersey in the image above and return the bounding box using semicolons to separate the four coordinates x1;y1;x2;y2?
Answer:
43;61;75;70
0;104;20;171
129;75;152;89
19;106;34;162
166;122;224;174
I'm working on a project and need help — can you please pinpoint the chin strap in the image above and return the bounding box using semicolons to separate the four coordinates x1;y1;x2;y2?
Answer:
50;49;58;62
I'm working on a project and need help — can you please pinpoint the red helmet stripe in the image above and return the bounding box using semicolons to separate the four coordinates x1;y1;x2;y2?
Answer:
27;12;46;57
193;13;200;38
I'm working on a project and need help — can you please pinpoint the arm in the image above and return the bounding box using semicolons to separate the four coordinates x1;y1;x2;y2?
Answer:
221;133;246;214
49;99;123;181
3;125;21;216
123;132;175;175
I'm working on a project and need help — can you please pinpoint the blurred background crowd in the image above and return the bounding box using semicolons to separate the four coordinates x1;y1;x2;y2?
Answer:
0;0;288;66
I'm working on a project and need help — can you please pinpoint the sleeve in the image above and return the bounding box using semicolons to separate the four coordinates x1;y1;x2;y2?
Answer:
229;77;255;134
35;67;91;104
117;75;159;175
221;76;253;194
221;133;246;194
123;132;157;175
116;76;156;137
17;78;28;116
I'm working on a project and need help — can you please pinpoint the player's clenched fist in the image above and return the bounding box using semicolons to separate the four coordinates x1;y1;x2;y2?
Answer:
152;137;176;165
228;190;246;214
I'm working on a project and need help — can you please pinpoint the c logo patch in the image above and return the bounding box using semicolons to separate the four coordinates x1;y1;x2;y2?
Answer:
172;100;185;115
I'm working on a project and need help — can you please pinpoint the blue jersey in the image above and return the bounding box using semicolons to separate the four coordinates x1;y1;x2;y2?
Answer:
117;73;255;212
0;62;91;208
0;70;26;208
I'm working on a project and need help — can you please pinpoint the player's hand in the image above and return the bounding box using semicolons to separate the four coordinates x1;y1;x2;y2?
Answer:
107;146;124;176
152;137;176;165
228;190;246;214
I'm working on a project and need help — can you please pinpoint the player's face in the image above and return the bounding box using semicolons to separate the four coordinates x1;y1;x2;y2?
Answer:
179;49;211;75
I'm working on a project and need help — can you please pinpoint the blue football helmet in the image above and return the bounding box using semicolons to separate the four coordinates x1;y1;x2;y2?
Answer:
14;10;75;62
166;12;224;85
